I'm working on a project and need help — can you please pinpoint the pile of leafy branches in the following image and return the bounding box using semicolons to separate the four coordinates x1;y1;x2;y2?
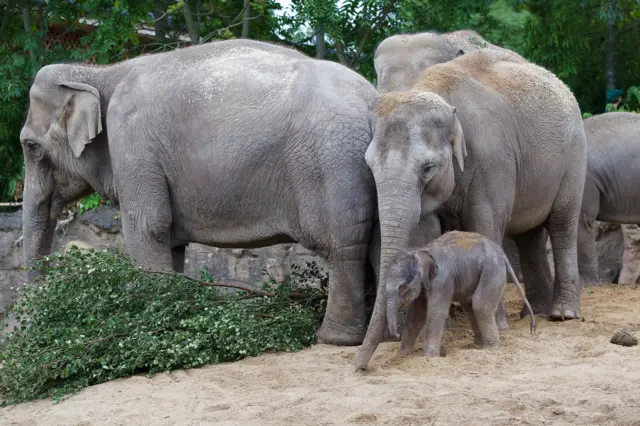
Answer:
0;247;328;406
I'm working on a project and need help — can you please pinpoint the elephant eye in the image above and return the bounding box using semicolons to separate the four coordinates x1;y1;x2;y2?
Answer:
421;163;437;181
25;141;42;158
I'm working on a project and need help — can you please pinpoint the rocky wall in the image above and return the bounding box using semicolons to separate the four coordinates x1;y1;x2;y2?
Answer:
1;206;637;317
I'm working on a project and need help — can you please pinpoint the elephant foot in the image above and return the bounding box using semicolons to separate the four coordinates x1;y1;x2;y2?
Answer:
549;299;580;321
316;317;366;346
423;347;440;358
519;296;552;319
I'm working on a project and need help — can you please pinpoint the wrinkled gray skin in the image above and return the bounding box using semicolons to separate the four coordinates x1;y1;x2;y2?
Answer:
355;46;587;370
386;231;536;357
578;112;640;285
20;39;383;346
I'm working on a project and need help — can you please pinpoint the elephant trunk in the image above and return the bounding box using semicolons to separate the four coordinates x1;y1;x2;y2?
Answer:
386;292;400;339
22;184;58;282
355;179;420;370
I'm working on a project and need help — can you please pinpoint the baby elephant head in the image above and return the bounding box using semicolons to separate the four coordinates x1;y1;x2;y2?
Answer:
386;250;437;338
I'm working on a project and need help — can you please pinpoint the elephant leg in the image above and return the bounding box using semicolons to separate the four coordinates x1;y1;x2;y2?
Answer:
462;302;483;346
462;201;509;332
422;290;452;357
398;294;427;356
513;226;554;317
316;242;369;346
118;173;174;273
578;180;600;286
171;245;186;273
471;266;502;348
547;168;585;321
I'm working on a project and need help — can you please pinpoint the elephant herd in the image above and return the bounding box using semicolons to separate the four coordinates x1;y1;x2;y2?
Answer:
18;29;640;371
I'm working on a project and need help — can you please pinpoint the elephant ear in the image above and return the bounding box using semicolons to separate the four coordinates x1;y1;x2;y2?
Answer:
58;81;103;158
415;250;438;281
450;108;467;172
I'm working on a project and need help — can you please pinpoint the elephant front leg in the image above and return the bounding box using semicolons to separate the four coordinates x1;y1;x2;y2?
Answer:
513;226;554;317
119;184;174;274
422;292;451;357
316;245;368;346
398;294;427;356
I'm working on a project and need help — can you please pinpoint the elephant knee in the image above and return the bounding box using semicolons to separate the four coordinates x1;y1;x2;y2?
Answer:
146;215;171;244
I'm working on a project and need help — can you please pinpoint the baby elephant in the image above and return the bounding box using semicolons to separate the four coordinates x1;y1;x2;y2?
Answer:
386;231;536;357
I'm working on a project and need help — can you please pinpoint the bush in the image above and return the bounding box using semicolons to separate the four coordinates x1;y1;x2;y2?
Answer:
0;247;328;405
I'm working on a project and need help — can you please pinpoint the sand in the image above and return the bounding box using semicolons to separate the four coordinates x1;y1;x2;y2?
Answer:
2;284;640;426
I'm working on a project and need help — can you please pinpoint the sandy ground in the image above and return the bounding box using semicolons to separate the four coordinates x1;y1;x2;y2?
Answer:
2;284;640;426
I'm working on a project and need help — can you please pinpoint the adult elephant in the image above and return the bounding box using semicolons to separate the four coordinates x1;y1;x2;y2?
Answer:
355;47;587;370
578;112;640;285
373;29;518;93
19;39;379;346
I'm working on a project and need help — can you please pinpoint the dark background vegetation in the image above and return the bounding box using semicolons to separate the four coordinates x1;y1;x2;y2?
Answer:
1;0;639;204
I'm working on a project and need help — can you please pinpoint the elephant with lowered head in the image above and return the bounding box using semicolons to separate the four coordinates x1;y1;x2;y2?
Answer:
374;29;519;93
354;47;587;370
19;38;380;346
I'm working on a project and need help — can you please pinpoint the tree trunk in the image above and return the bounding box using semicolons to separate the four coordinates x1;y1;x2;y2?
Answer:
182;0;200;44
21;2;34;60
0;9;10;42
241;0;251;39
315;24;325;58
604;0;618;94
155;0;168;44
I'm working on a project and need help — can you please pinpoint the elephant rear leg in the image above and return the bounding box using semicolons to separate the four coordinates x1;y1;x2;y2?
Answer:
513;226;554;317
547;165;586;321
471;264;504;349
577;179;601;287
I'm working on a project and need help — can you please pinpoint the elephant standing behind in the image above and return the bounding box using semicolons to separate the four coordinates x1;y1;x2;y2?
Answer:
19;39;381;346
355;45;587;370
577;112;640;285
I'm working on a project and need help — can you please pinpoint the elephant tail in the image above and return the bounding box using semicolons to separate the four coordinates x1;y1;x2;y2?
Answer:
505;257;536;335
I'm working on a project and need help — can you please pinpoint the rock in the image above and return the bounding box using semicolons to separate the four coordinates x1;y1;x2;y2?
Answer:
78;206;121;233
0;211;22;231
610;328;638;347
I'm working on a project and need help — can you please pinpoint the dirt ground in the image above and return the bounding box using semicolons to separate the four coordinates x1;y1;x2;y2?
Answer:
2;284;640;426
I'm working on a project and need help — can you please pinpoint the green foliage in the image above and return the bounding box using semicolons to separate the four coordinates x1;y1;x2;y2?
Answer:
0;248;327;405
75;192;108;214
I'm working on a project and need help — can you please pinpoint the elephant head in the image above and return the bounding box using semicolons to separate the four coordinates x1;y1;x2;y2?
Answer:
374;32;464;93
385;250;435;338
355;90;465;369
19;64;113;280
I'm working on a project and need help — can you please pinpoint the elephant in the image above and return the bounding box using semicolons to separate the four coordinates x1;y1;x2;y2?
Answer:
577;112;640;285
386;231;535;358
19;38;382;346
373;29;519;93
354;47;587;370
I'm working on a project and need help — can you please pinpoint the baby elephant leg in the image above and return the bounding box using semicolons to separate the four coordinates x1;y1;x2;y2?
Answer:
399;295;427;356
471;264;504;349
423;294;451;357
462;303;483;346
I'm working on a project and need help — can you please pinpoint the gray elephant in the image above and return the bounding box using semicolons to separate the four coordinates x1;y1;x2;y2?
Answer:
373;29;519;93
577;112;640;285
19;38;380;346
355;47;587;370
386;231;535;358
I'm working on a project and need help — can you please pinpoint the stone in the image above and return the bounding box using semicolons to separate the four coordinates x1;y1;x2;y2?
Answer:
610;328;638;347
78;205;122;233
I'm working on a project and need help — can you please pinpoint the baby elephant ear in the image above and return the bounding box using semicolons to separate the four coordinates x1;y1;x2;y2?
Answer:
414;251;437;280
58;81;103;158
